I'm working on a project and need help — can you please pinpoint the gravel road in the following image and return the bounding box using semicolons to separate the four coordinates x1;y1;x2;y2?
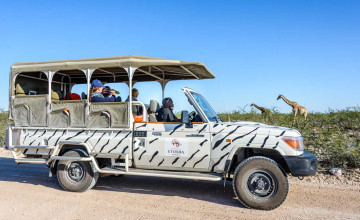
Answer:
0;149;359;220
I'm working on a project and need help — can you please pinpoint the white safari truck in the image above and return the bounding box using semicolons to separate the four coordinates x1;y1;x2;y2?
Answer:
5;55;317;210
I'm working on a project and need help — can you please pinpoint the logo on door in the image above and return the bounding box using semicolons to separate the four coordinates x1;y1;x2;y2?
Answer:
165;138;189;157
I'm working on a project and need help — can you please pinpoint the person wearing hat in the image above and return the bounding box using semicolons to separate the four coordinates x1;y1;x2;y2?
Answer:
157;97;180;122
89;79;116;102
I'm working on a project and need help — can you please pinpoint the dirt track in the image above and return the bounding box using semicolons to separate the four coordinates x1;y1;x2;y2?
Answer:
0;148;359;219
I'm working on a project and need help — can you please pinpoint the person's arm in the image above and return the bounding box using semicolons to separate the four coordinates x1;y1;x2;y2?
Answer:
91;95;116;102
167;109;180;122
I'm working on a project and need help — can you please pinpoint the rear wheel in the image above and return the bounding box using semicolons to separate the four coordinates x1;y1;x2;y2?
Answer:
232;156;288;210
57;150;99;192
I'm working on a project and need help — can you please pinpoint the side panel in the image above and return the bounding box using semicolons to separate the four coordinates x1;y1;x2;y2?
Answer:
17;128;133;157
133;122;211;172
210;123;293;172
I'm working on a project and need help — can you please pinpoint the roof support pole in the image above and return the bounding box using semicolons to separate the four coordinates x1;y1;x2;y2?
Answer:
136;68;162;81
47;71;56;116
180;66;199;79
81;69;95;117
126;66;138;128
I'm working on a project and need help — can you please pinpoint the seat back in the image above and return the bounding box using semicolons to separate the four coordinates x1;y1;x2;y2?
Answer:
88;102;129;128
12;95;48;127
149;100;160;122
49;100;87;128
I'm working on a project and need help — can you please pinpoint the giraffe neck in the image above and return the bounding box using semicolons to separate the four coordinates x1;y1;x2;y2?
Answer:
253;104;261;110
281;96;296;107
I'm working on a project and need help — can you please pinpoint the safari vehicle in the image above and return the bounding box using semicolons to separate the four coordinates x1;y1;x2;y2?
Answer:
5;55;317;210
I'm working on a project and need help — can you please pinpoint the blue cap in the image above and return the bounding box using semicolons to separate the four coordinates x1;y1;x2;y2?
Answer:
91;79;103;87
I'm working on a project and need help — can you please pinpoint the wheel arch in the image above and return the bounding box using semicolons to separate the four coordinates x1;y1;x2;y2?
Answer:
225;146;290;177
49;142;93;176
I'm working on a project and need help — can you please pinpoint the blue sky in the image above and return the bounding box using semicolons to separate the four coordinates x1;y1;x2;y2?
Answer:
0;0;359;113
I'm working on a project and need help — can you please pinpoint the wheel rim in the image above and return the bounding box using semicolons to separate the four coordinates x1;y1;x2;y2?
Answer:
245;170;277;200
66;162;85;183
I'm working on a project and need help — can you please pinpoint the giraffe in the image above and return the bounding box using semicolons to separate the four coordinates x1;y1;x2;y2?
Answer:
250;103;272;123
277;95;308;120
250;103;269;114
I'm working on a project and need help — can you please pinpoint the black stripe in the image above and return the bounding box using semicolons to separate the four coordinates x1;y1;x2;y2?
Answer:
212;126;243;150
23;149;28;154
66;130;85;140
169;124;182;135
48;150;52;155
38;130;46;138
158;159;164;166
172;157;179;165
136;124;146;129
23;133;30;144
182;161;187;167
226;125;233;127
94;132;106;147
114;130;122;138
29;129;39;137
110;131;132;152
54;130;66;146
211;152;230;172
260;135;270;148
38;142;41;146
99;140;110;152
149;138;158;144
121;146;129;154
200;139;208;146
277;130;286;137
231;127;259;142
198;125;207;134
134;147;140;152
85;130;98;143
193;155;208;168
47;129;58;141
221;143;231;151
139;150;146;160
36;149;39;154
29;139;36;146
213;124;219;128
212;128;225;137
273;141;279;149
187;149;200;162
149;151;159;162
246;134;257;146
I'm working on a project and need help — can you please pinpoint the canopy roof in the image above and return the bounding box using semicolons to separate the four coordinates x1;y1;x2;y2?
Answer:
11;55;215;83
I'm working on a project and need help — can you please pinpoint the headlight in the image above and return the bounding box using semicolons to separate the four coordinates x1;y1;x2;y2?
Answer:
281;136;304;151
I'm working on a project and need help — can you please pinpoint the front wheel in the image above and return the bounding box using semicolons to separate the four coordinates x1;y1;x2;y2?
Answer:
57;150;99;192
232;156;288;210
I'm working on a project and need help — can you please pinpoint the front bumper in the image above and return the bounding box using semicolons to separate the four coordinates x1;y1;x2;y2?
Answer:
283;150;317;176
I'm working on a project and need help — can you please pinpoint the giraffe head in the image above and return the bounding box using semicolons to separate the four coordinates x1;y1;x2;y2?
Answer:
277;95;283;100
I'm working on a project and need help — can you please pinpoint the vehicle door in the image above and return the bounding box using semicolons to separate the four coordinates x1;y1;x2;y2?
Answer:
135;91;212;172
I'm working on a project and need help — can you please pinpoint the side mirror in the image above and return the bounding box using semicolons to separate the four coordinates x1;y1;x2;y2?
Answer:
181;110;189;124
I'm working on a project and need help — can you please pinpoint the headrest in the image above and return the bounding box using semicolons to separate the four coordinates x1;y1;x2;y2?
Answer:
149;100;160;113
51;90;60;100
15;84;26;96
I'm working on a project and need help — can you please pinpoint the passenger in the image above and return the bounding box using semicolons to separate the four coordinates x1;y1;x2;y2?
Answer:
157;98;181;122
126;88;141;115
125;88;139;102
89;79;116;102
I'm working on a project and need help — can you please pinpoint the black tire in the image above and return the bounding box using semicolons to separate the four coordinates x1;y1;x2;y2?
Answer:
232;156;288;210
56;150;99;192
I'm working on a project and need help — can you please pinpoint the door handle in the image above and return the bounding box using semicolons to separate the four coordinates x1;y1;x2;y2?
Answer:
186;134;204;137
152;132;162;136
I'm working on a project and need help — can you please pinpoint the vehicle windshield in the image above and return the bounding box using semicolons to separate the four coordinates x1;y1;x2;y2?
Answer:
190;92;220;122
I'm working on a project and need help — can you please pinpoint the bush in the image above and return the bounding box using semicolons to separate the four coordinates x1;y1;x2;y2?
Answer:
218;107;360;169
